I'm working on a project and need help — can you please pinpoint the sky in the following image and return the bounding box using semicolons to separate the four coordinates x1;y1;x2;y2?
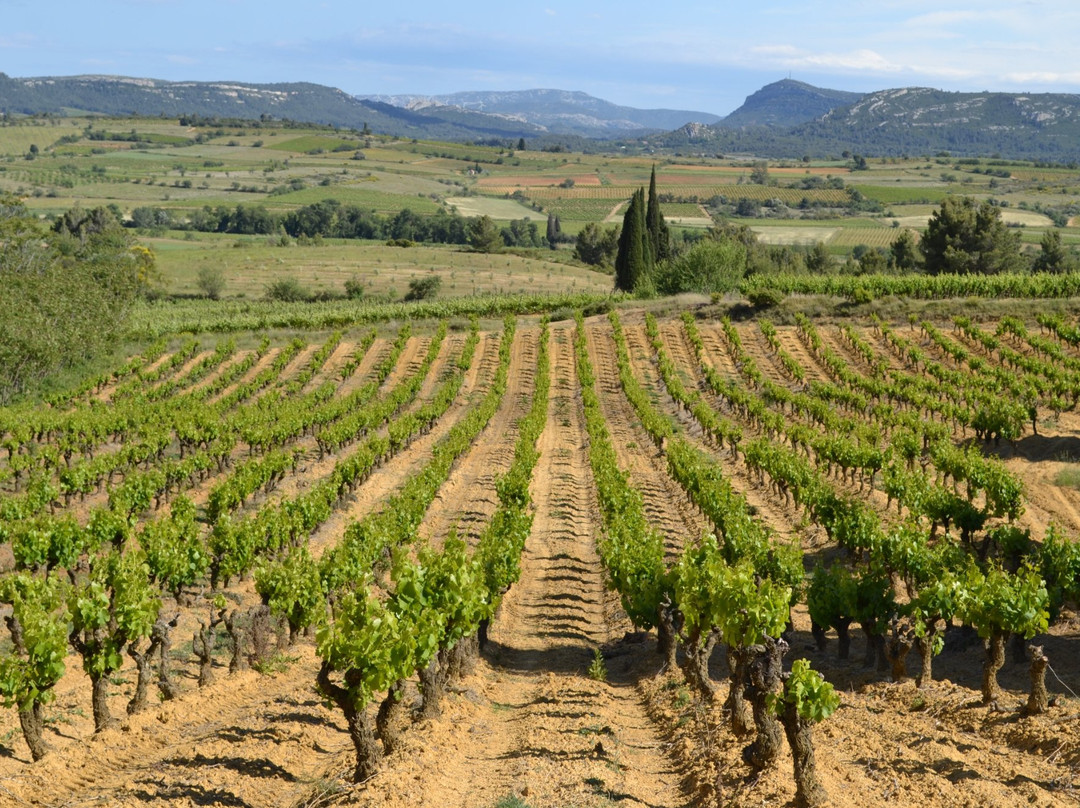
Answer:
2;0;1079;116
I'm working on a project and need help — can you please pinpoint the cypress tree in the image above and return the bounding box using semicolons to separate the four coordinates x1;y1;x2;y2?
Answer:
546;213;563;249
646;165;671;264
615;188;651;292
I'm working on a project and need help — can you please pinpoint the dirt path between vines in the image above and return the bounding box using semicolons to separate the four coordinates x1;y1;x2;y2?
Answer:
585;321;707;561
336;322;687;808
418;327;538;550
306;332;499;560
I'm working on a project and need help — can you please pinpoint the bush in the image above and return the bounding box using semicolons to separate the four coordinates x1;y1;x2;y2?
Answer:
403;275;441;301
344;275;365;300
196;266;226;300
747;287;784;309
657;239;747;296
265;276;309;302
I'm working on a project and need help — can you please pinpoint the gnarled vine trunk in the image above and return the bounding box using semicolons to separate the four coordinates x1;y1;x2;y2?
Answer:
317;663;382;782
447;635;479;683
836;619;851;660
915;622;938;689
376;679;407;755
724;645;754;737
743;637;787;771
225;609;248;674
682;628;718;702
781;698;828;808
1023;644;1049;716
91;674;113;732
249;604;274;668
127;635;161;715
657;606;679;673
885;619;915;683
155;614;180;700
418;648;450;720
982;630;1006;705
18;701;49;761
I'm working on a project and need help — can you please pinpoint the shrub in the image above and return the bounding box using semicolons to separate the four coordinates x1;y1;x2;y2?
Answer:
196;266;226;300
657;239;747;296
403;276;441;302
265;277;309;302
747;287;784;309
344;275;365;300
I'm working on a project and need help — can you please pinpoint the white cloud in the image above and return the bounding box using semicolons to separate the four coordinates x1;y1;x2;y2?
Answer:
902;10;984;27
0;33;35;48
1004;70;1080;85
750;45;902;74
749;45;800;57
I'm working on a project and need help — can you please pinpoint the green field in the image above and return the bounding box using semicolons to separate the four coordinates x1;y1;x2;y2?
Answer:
443;196;546;220
0;114;1078;296
148;235;612;299
267;184;444;214
265;135;361;153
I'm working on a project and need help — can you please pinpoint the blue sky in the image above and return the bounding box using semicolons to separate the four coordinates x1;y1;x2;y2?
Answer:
2;0;1079;115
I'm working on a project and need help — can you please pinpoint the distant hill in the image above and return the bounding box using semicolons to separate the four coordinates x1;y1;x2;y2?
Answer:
0;75;714;144
719;79;862;127
0;74;565;143
657;84;1080;161
5;74;1080;160
364;89;723;137
799;87;1080;158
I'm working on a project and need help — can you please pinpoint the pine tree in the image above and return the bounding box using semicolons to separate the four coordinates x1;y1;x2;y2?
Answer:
1034;228;1074;273
615;189;652;292
646;165;670;263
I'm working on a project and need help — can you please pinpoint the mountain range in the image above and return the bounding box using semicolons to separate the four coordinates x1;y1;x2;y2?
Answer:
362;89;722;137
662;82;1080;161
2;74;1080;161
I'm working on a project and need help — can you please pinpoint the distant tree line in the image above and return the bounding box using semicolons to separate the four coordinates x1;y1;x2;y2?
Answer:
128;200;556;250
601;192;1079;300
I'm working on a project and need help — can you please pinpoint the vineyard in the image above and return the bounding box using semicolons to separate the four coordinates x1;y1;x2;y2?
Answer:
480;185;851;205
2;306;1080;807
